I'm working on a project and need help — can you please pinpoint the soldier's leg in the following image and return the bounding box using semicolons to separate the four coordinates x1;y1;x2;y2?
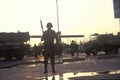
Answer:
50;53;56;73
43;54;48;73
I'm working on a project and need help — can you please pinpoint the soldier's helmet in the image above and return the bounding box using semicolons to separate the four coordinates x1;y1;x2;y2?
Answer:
47;23;53;28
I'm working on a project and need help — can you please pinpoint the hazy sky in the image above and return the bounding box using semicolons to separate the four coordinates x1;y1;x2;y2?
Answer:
0;0;119;45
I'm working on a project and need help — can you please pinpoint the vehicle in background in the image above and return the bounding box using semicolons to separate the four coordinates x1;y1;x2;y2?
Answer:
0;32;30;60
83;32;120;56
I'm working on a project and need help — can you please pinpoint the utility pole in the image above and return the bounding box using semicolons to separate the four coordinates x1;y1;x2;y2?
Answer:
56;0;59;32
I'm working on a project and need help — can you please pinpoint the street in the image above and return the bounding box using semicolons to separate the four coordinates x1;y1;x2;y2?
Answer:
0;53;120;80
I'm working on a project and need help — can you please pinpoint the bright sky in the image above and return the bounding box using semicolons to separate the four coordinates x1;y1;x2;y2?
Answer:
0;0;119;45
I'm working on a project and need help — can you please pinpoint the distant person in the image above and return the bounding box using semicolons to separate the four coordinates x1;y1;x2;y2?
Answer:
56;42;63;63
56;31;63;63
70;40;78;57
33;44;38;58
41;22;58;74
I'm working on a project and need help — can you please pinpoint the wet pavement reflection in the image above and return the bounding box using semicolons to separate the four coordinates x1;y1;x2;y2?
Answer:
43;74;59;80
29;69;120;80
65;70;120;80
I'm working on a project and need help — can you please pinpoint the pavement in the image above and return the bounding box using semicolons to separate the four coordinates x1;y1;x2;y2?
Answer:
0;53;118;68
0;53;120;80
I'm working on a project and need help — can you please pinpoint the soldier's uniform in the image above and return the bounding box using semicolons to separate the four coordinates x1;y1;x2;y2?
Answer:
41;23;58;73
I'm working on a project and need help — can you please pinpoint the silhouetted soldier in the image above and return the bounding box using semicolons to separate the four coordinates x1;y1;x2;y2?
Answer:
56;31;63;63
70;40;78;57
41;22;58;74
33;44;38;58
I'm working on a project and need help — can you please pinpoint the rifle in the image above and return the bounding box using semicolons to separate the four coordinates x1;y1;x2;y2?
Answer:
39;15;44;33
